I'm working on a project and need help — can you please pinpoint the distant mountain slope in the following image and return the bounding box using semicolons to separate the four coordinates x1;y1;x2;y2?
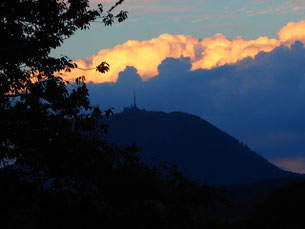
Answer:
105;108;298;186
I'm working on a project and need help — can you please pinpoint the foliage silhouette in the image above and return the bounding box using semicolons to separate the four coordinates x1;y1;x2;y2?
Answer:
251;179;305;228
0;0;128;181
0;0;227;228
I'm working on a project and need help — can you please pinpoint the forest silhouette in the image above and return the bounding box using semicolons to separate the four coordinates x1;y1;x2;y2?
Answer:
0;0;304;228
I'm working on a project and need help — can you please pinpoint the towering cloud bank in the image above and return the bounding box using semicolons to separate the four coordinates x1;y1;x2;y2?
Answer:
65;20;305;83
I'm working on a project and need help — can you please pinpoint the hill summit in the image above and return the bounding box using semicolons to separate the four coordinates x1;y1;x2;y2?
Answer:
105;107;297;186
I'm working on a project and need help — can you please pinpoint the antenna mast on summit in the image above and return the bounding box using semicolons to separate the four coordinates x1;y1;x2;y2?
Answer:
133;89;137;107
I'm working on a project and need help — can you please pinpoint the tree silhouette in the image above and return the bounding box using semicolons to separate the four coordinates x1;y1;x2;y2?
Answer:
251;180;305;229
0;1;227;228
0;0;127;179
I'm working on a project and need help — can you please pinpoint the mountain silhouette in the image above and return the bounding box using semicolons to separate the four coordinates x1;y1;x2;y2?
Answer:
105;107;299;186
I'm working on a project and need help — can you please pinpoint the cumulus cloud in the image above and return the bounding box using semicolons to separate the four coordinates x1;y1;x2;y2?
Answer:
278;20;305;45
64;20;305;83
88;41;305;164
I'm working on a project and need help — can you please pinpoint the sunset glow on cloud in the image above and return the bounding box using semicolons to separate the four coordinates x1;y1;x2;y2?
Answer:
64;20;305;83
272;157;305;174
278;20;305;45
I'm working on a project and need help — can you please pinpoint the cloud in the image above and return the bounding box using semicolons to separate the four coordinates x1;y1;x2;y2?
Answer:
88;41;305;162
278;20;305;45
116;66;142;86
64;20;305;84
89;0;305;19
272;157;305;174
90;0;203;15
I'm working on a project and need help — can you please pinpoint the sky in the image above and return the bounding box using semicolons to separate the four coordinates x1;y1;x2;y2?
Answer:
53;0;305;174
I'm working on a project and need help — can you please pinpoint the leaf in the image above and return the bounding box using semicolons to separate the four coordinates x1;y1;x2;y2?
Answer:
105;107;114;117
116;10;128;23
97;3;104;14
102;14;114;26
96;62;110;74
75;75;86;85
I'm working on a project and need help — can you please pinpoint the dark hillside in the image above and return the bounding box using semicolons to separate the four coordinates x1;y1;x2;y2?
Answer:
105;108;299;186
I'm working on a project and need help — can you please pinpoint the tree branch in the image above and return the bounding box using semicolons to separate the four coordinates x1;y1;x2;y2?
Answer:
108;0;125;12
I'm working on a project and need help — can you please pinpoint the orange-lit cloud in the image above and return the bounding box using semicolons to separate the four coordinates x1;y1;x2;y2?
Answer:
190;34;279;70
278;20;305;45
64;20;305;83
272;157;305;174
